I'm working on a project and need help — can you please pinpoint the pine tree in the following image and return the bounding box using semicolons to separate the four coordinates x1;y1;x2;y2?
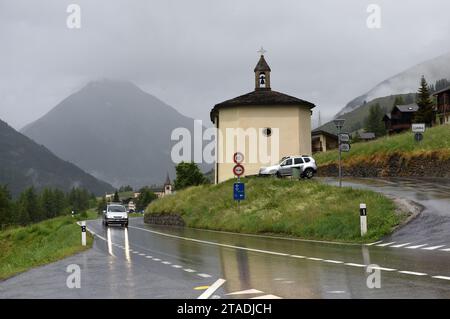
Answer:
113;190;120;202
364;103;386;137
0;185;13;228
414;76;435;126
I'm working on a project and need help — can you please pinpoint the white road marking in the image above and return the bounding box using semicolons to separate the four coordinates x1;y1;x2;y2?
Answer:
390;243;411;248
376;242;396;247
273;278;286;281
145;256;152;259
307;257;323;261
366;241;383;246
345;263;366;268
422;245;445;250
398;271;427;276
432;276;450;281
162;261;171;265
369;266;396;272
440;248;450;252
198;273;212;278
405;244;428;249
327;290;346;294
323;260;344;264
282;281;295;284
184;269;196;273
226;289;263;296
139;253;145;256
291;255;306;259
153;258;161;261
251;294;282;299
197;279;226;299
172;265;183;269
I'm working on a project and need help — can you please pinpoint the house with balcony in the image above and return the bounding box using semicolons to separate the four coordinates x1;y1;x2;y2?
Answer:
433;86;450;125
383;103;419;135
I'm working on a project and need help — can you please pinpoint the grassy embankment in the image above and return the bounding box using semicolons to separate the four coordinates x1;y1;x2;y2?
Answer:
145;178;405;243
314;124;450;166
0;215;93;280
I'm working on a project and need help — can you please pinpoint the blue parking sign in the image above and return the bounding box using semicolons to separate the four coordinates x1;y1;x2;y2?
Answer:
233;183;245;201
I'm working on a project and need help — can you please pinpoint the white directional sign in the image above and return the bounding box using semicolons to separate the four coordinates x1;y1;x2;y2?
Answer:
339;133;350;143
340;143;351;152
412;123;425;133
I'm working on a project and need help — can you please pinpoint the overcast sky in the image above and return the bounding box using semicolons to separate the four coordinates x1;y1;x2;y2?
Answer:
1;0;450;130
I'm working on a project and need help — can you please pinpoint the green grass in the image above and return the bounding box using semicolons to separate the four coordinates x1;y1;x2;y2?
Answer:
0;216;93;280
145;178;404;243
314;124;450;166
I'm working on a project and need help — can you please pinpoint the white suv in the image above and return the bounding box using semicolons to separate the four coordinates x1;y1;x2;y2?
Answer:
259;156;317;179
103;204;129;227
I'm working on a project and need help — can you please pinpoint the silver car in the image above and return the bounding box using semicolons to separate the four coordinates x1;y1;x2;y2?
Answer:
259;155;317;179
103;204;129;227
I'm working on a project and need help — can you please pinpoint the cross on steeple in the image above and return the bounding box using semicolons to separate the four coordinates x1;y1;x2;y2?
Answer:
257;46;267;56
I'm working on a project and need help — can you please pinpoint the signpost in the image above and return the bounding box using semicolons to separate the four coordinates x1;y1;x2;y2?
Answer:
81;221;86;246
360;203;367;236
233;152;245;209
334;119;346;187
339;143;351;152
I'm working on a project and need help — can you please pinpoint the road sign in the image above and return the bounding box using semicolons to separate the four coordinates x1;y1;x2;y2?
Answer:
339;133;350;143
339;143;351;152
233;152;244;164
233;164;245;177
412;123;425;133
233;182;245;201
414;132;423;142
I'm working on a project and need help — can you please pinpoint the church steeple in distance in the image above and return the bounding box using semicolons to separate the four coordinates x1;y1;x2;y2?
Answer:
254;47;271;90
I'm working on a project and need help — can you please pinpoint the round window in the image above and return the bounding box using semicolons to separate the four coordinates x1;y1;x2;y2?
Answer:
262;127;272;137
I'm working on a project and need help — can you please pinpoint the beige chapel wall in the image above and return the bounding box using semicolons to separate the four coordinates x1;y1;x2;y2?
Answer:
216;105;312;183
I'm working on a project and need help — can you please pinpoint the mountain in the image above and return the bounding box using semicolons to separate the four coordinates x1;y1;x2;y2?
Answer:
0;118;113;197
22;80;207;188
335;52;450;118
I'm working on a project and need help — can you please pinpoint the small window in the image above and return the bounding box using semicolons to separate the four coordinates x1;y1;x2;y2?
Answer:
285;159;293;166
294;158;304;164
303;157;311;163
262;127;272;137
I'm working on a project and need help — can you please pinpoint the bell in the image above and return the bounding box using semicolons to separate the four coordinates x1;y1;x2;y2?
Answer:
260;76;265;85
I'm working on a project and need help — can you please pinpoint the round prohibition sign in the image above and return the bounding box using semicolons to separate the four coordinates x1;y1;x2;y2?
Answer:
233;152;244;164
233;164;245;177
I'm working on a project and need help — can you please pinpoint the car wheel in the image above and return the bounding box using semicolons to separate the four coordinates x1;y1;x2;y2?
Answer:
304;168;314;179
124;222;128;228
276;171;282;178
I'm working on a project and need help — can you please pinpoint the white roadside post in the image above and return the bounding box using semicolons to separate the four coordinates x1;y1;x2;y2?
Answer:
360;203;367;236
81;221;86;246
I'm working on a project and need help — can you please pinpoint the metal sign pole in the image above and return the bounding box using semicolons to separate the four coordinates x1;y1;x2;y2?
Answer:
338;128;342;188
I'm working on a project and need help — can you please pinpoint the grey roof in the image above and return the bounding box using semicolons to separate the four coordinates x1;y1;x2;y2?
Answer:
383;113;391;119
211;89;315;122
254;55;271;72
311;129;338;139
359;132;376;139
396;103;419;112
433;86;450;96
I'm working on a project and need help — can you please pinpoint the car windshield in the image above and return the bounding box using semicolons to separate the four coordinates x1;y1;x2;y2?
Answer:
279;157;289;164
108;206;126;212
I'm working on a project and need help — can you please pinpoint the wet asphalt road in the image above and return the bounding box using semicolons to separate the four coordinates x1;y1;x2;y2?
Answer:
1;178;449;299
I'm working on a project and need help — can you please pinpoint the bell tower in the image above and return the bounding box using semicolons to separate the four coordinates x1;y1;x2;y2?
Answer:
254;47;271;90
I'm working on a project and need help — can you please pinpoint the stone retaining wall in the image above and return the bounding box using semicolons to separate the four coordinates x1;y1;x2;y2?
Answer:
144;213;185;227
318;152;450;178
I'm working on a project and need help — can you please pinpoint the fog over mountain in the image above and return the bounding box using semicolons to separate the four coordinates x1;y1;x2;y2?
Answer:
335;52;450;118
0;118;113;197
22;80;207;188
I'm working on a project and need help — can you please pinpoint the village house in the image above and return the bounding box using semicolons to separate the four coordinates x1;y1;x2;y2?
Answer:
383;103;419;135
433;86;450;125
210;51;316;183
311;130;338;153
